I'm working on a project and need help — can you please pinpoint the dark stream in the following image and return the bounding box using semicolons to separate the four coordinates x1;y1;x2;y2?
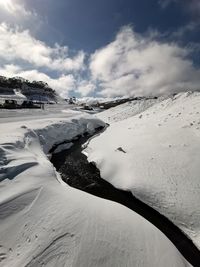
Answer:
51;128;200;267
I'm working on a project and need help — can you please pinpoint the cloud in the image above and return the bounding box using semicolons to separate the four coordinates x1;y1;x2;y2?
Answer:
0;23;85;73
89;26;200;97
1;22;200;99
0;23;87;98
158;0;200;16
19;70;75;98
171;21;200;38
76;81;96;97
0;0;32;17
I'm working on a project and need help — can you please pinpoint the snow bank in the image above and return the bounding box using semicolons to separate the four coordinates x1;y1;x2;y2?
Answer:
85;91;200;249
0;108;191;266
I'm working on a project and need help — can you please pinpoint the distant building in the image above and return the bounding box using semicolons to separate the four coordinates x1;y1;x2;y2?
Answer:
0;88;27;103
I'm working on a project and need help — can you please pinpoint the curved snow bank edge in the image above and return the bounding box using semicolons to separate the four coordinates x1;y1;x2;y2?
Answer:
0;113;106;183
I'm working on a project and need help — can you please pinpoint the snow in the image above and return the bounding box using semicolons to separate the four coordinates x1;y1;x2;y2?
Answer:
85;91;200;250
0;105;191;266
97;97;162;123
76;97;118;105
0;89;27;102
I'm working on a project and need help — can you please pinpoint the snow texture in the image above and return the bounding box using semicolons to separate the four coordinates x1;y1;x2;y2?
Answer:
85;91;200;249
0;104;191;266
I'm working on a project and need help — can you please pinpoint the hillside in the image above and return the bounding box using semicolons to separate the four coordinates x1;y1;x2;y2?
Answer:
85;91;200;250
0;76;57;102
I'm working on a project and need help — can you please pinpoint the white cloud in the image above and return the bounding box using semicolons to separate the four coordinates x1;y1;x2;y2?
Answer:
19;70;75;98
0;23;86;98
0;0;32;17
171;21;199;38
1;23;200;99
0;23;85;72
89;26;200;97
0;22;86;98
76;81;96;97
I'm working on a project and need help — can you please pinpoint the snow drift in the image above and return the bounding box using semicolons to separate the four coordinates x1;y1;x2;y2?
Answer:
0;107;191;266
85;91;200;250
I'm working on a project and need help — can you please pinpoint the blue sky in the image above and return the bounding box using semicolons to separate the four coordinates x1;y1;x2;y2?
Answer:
0;0;200;98
27;0;199;51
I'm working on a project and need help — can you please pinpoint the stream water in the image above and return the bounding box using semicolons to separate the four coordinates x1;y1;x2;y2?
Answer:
51;128;200;267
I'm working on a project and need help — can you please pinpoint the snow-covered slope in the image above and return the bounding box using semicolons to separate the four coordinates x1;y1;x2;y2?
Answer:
97;97;161;123
85;92;200;249
76;97;115;105
0;108;191;266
